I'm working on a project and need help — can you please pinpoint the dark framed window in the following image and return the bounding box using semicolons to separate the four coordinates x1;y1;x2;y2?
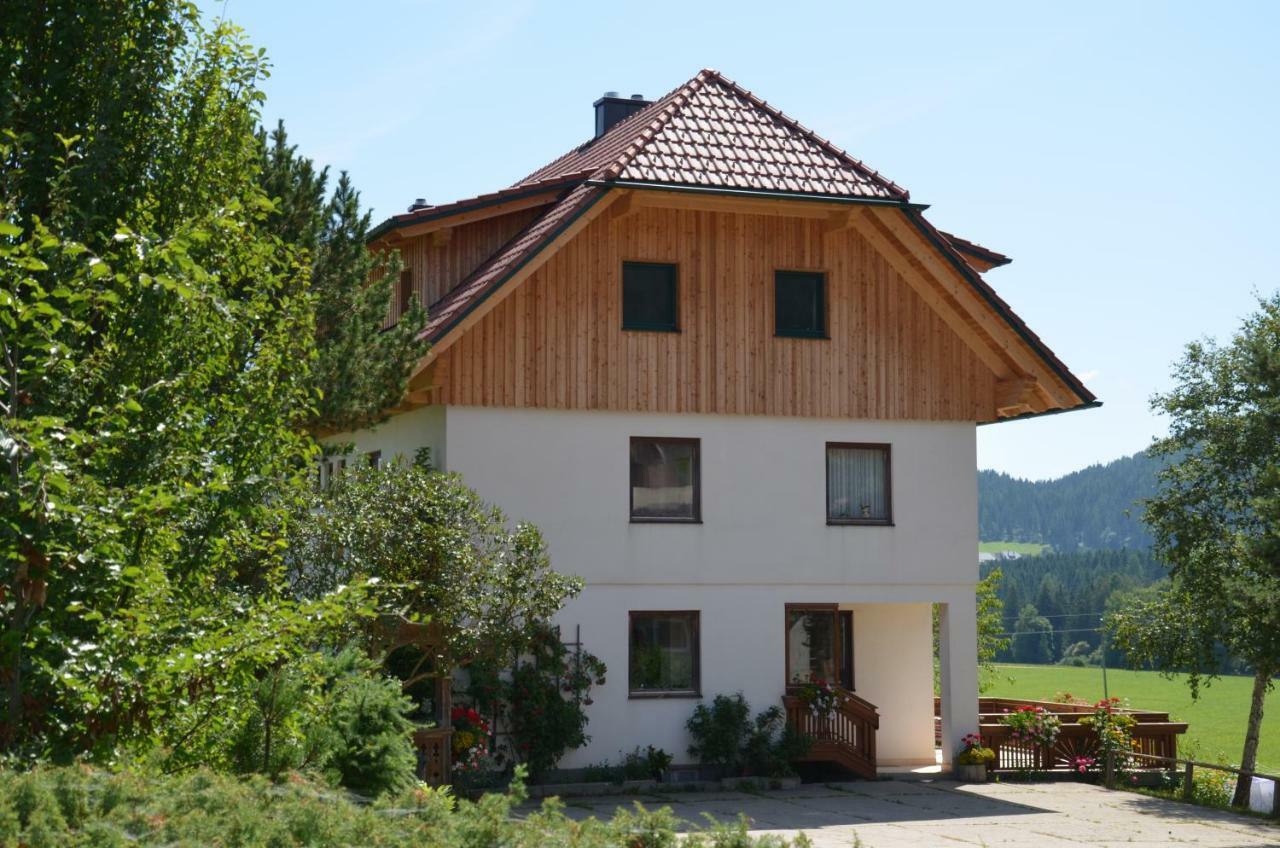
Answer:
826;443;891;525
622;262;678;331
784;605;855;691
366;450;382;469
629;611;700;696
397;269;413;316
774;271;826;338
630;437;700;522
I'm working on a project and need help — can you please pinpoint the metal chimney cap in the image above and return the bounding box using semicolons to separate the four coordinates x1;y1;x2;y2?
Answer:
603;90;619;98
407;198;430;212
630;93;645;100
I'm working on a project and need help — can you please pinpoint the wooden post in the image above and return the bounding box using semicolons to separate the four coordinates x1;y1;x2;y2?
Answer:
1182;762;1194;801
1104;751;1115;789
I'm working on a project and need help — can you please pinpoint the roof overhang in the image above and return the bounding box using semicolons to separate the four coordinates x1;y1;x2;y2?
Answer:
367;173;589;244
399;181;1096;423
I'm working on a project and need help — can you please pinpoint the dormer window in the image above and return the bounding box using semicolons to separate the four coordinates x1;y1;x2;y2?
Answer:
622;262;678;332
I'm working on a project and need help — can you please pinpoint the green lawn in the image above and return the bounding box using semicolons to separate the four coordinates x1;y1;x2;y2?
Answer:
986;663;1280;775
979;541;1049;556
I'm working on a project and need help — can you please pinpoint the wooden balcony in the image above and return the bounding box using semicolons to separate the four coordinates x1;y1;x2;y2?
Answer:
935;697;1188;773
783;687;879;779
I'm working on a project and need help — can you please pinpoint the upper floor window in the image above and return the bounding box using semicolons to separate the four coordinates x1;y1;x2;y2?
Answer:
826;443;891;525
775;271;826;338
397;269;413;317
622;262;678;332
630;437;700;522
629;611;700;696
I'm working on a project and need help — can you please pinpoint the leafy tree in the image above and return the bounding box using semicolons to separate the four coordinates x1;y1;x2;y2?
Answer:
1;3;377;763
1011;604;1053;665
976;568;1010;690
290;456;584;675
1108;292;1280;806
256;123;428;433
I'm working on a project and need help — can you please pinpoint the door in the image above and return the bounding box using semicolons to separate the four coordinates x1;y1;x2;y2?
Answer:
785;605;854;690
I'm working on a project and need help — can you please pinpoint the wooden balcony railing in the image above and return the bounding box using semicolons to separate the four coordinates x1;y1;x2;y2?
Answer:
933;697;1188;773
783;687;879;779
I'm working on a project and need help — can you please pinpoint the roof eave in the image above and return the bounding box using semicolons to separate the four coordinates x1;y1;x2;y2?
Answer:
585;179;930;210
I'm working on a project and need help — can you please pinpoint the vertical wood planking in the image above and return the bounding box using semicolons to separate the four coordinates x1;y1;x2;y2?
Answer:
433;206;998;420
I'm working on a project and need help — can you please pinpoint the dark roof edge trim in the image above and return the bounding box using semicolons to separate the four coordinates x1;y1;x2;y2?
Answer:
586;180;930;210
367;177;583;243
979;400;1103;426
904;209;1096;405
426;188;609;344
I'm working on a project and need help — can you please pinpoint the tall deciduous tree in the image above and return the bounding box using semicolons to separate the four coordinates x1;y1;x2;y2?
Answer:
1;3;370;762
1108;292;1280;806
257;123;428;433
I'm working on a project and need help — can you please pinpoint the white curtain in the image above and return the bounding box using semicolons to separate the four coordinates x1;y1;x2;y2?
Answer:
827;447;887;520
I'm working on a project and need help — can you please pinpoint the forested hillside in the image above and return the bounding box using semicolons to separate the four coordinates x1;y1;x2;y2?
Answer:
978;451;1163;551
981;550;1166;665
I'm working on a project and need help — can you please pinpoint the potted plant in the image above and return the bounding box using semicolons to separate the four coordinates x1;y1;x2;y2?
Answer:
954;732;996;782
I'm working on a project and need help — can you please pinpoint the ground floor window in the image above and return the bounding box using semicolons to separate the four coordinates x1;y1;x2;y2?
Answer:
629;611;700;696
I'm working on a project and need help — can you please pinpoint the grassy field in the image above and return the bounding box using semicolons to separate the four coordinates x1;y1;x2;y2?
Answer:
987;664;1279;774
978;541;1050;556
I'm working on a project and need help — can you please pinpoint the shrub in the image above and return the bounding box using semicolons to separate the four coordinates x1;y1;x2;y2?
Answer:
465;624;607;781
687;694;810;777
687;694;753;773
0;766;812;846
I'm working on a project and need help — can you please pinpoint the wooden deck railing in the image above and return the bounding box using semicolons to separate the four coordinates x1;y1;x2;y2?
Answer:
932;697;1188;773
783;687;879;779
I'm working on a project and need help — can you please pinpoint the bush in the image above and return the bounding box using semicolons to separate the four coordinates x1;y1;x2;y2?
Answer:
465;624;606;782
687;694;809;778
227;646;417;796
0;766;812;846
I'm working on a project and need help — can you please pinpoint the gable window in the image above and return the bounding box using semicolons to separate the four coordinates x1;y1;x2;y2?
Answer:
775;271;826;338
630;611;700;696
622;262;678;331
826;443;891;525
630;437;700;522
397;269;413;317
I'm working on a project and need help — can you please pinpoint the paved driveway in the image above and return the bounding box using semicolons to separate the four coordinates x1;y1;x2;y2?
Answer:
530;779;1280;847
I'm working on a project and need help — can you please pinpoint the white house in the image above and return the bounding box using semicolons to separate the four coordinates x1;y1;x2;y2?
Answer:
331;69;1096;776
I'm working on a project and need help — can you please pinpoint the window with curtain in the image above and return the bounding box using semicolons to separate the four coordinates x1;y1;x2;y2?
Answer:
630;437;700;521
826;443;891;524
629;611;700;695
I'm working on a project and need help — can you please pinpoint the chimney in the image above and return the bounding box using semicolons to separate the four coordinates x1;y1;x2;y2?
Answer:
594;91;650;138
407;198;430;212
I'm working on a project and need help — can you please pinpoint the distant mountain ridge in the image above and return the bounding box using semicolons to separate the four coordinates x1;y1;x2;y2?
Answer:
978;451;1163;551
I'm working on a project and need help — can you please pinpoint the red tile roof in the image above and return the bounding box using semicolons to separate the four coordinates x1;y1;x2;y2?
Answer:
517;69;907;201
400;68;1093;414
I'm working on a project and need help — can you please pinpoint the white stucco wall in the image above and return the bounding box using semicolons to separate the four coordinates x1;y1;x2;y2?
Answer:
330;404;978;768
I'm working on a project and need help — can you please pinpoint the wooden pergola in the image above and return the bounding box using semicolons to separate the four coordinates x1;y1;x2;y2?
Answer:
370;615;453;785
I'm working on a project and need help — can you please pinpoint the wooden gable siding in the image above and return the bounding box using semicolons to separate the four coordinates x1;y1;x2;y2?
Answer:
388;207;544;326
426;206;998;421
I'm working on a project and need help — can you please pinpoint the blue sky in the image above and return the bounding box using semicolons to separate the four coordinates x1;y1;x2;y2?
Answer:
207;1;1279;480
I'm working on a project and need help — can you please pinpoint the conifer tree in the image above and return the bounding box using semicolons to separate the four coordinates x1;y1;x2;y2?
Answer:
256;123;427;432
